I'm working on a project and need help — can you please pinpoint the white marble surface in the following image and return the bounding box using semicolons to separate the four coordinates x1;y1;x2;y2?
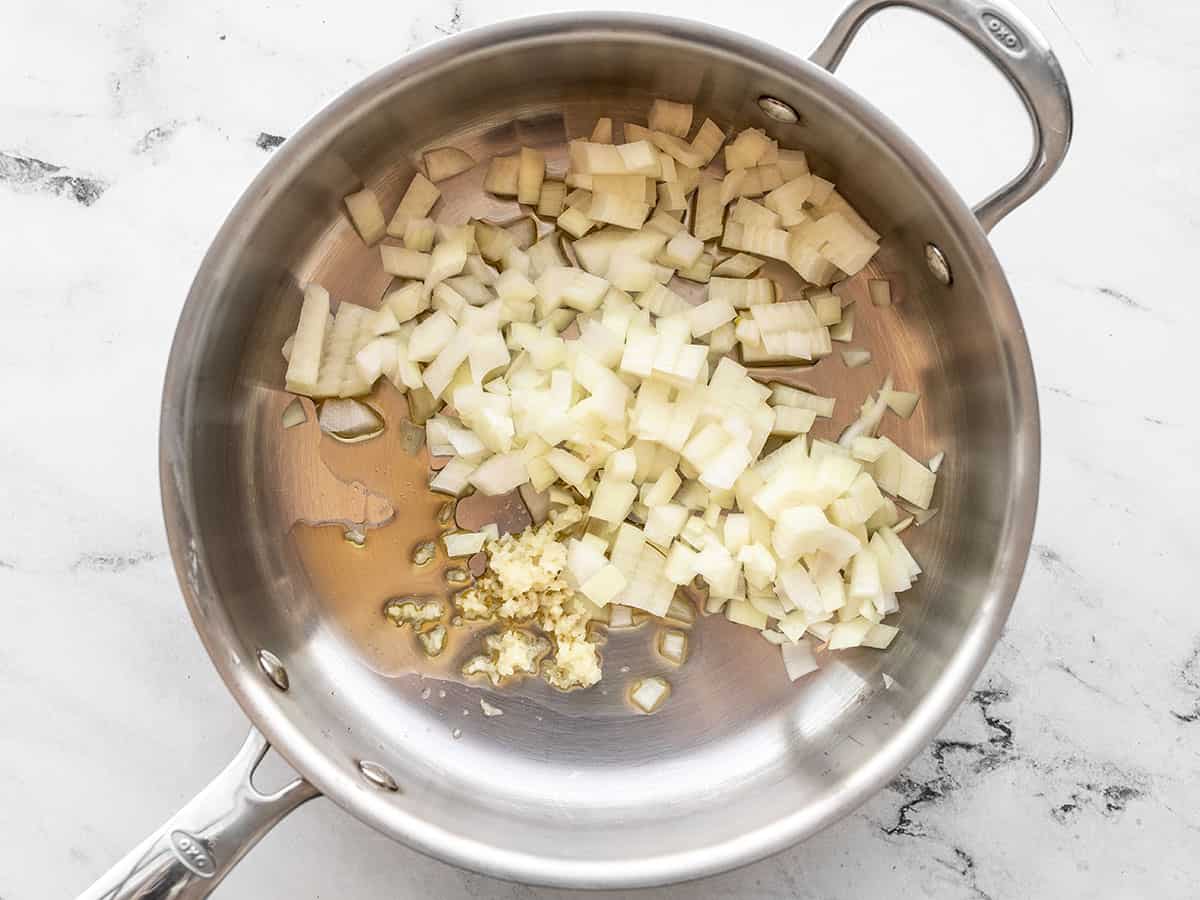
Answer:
1;0;1197;897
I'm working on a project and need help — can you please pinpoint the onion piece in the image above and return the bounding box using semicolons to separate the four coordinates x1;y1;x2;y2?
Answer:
656;182;689;212
725;128;771;169
884;390;920;418
648;99;693;138
709;277;775;309
537;180;567;218
557;206;594;238
711;253;765;278
837;376;893;447
770;385;835;417
402;218;436;252
430;457;476;496
781;640;819;681
725;599;767;630
692;176;725;241
344;189;386;244
424;239;468;297
829;304;855;342
423;146;475;182
517;147;545;206
868;278;893;307
841;348;872;368
317;398;384;442
763;176;813;227
690;118;726;165
928;451;944;473
660;231;704;269
676;253;713;284
381;246;431;280
443;530;491;557
590;117;614;143
608;605;635;628
776;149;808;181
281;398;307;429
284;284;330;396
484;155;520;196
828;618;872;649
851;436;889;463
579;563;628;606
629;676;671;713
657;629;689;664
386;173;441;237
649;131;705;168
722;221;790;260
688;299;736;337
468;452;530;495
728;197;781;229
737;165;782;199
809;290;842;326
591;174;650;202
772;407;817;436
503;216;538;251
862;623;898;649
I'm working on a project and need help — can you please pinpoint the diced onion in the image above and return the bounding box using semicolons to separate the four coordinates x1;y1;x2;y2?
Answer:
386;173;440;237
281;398;307;429
629;676;671;713
829;304;855;342
590;117;614;143
344;189;386;244
381;246;431;280
781;640;819;681
884;390;920;418
318;398;384;441
657;628;689;664
423;146;475;182
648;99;693;138
868;278;893;307
443;530;491;557
711;253;765;278
430;457;476;497
280;106;928;692
690;118;726;165
484;155;521;196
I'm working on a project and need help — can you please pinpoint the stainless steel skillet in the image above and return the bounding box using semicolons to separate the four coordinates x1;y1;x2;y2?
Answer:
81;1;1071;895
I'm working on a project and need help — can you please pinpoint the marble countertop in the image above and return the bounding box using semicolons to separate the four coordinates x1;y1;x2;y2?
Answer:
2;0;1196;896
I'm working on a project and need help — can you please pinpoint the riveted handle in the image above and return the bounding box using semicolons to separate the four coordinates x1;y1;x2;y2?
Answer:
77;729;319;900
811;0;1073;232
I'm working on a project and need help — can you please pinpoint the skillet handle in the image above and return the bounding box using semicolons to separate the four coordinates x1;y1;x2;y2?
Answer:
810;0;1073;233
77;728;319;900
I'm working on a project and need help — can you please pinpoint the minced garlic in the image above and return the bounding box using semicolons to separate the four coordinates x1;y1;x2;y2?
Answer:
462;628;550;685
458;505;603;690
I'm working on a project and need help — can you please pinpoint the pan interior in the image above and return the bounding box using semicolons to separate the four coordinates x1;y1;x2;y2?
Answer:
163;17;1035;885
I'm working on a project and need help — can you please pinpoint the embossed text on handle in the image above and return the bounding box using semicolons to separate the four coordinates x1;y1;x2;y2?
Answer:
980;12;1024;53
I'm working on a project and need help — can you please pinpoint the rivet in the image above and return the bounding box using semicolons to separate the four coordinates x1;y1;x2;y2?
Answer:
757;96;800;124
257;649;289;691
925;243;953;286
358;760;400;792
